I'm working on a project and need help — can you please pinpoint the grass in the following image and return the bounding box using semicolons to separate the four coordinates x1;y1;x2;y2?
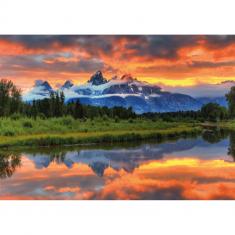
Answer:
215;120;235;130
0;116;202;148
200;120;235;130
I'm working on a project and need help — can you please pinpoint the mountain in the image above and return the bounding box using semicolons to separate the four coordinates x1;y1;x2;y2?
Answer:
23;80;53;102
65;72;202;113
23;71;228;113
87;70;107;85
61;80;74;90
196;97;228;107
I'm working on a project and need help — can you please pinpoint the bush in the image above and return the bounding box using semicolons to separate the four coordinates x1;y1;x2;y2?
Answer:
128;118;134;123
61;116;74;126
115;116;119;123
22;121;33;128
38;113;46;120
10;113;22;120
3;130;15;136
103;115;109;121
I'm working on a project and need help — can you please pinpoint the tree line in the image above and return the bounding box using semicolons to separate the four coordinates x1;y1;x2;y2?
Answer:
1;78;235;122
142;102;228;122
24;93;136;120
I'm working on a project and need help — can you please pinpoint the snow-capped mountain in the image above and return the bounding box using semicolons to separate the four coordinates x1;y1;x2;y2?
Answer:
61;80;74;90
87;70;107;85
68;71;162;97
23;71;228;113
23;80;53;102
64;71;202;113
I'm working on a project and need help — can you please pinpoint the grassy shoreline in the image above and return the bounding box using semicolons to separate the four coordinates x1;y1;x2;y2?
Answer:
201;120;235;130
0;117;202;148
217;120;235;130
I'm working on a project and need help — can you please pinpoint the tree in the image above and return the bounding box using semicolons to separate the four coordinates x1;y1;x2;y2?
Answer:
74;100;84;119
226;86;235;118
49;92;55;117
0;79;22;116
201;103;227;122
31;100;38;119
9;85;22;114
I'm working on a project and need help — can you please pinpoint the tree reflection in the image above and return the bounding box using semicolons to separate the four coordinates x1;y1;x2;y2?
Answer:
0;153;21;179
228;131;235;161
50;152;66;164
202;128;229;144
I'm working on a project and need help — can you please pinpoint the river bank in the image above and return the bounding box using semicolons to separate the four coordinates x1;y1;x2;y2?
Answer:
0;117;201;148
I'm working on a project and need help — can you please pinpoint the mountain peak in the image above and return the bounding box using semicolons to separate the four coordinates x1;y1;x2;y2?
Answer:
61;80;74;89
120;74;135;82
34;80;52;90
88;70;107;85
111;75;118;80
34;80;44;87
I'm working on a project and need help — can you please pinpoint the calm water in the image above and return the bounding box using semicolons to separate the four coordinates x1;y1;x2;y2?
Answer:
1;130;235;200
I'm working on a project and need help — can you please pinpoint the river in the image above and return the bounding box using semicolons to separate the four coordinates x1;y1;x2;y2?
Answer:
1;129;235;199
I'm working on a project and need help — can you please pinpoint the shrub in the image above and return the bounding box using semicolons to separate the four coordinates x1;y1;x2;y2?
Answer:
10;113;22;120
103;115;109;121
38;113;46;120
115;116;119;123
3;130;15;136
22;121;33;128
61;116;74;126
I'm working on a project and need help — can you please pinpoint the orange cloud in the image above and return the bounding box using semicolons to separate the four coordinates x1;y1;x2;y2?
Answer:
1;35;235;90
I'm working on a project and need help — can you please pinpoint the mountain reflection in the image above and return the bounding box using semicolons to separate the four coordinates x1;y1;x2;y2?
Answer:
24;135;232;176
0;131;234;179
1;131;235;199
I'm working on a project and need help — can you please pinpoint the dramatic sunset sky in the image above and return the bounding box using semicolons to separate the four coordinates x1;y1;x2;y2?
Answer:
1;35;235;96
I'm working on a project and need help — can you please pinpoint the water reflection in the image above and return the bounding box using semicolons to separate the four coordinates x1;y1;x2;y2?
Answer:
1;130;235;200
0;153;21;179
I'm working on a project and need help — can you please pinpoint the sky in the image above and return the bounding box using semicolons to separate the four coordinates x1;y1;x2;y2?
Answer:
1;35;235;96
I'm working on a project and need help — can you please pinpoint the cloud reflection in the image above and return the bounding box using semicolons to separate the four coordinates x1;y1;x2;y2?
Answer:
1;134;235;200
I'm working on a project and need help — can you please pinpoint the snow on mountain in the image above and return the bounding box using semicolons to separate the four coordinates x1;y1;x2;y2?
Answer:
87;70;107;85
61;80;74;90
23;80;53;102
65;72;201;113
58;80;80;100
70;73;161;97
23;71;229;113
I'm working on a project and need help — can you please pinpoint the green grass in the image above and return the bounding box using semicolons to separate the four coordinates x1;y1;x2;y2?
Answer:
0;116;202;147
200;120;235;130
215;120;235;130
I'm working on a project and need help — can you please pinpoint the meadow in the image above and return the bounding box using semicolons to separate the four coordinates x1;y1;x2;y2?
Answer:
0;116;201;147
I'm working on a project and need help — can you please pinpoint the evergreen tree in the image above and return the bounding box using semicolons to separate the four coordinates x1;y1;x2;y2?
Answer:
226;86;235;118
74;100;84;119
0;79;22;116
